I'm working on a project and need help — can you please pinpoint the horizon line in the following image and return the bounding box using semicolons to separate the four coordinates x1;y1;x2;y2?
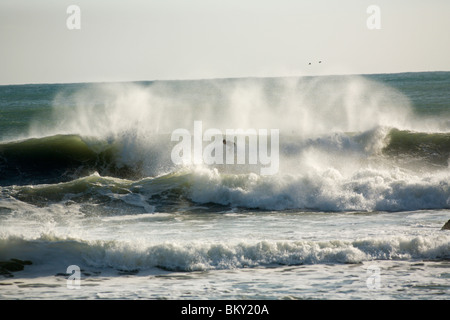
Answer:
1;69;449;87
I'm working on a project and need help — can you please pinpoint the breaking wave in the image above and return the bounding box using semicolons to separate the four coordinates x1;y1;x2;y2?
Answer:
1;233;448;273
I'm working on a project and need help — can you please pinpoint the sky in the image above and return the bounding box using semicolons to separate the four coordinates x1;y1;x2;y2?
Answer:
0;0;449;85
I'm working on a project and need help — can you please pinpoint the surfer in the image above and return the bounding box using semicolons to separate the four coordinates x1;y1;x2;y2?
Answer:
223;139;236;149
223;138;237;161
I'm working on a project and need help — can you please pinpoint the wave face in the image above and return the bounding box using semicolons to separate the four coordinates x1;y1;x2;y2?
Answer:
1;128;449;183
0;134;161;186
1;127;449;212
383;129;450;168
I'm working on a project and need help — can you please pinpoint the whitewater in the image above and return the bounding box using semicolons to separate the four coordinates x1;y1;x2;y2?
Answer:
0;72;449;299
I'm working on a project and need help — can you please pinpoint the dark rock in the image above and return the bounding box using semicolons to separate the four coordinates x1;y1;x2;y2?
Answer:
442;219;450;230
0;259;32;277
0;270;13;278
0;261;23;272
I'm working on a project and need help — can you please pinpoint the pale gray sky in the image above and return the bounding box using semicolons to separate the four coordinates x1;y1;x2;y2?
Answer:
1;0;449;85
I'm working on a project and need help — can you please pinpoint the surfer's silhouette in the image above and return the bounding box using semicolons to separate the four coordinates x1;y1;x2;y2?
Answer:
223;138;237;156
223;139;236;149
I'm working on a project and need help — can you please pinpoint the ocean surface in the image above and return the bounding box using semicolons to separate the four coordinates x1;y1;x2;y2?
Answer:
0;72;449;300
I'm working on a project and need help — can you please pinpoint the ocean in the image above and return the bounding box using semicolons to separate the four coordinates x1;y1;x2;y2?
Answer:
0;71;449;301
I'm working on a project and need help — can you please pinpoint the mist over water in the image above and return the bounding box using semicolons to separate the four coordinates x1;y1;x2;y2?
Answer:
31;75;417;138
